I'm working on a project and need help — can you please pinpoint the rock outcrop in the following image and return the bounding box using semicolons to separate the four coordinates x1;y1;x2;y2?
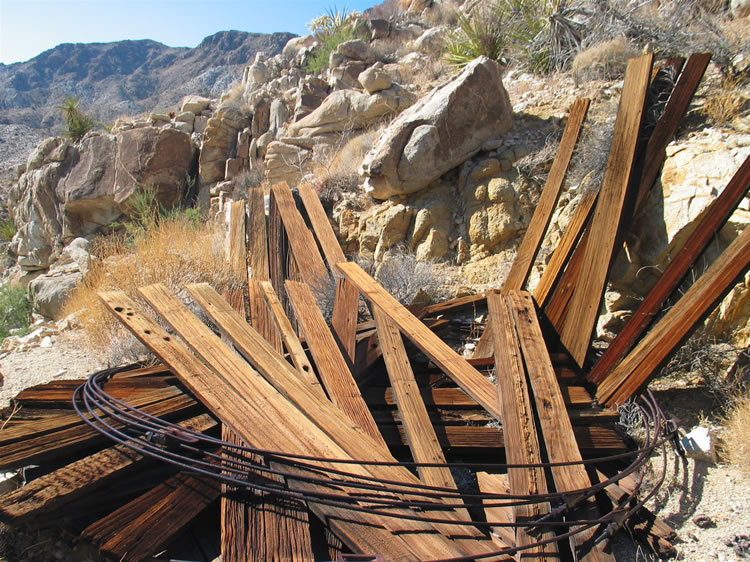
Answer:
360;57;513;199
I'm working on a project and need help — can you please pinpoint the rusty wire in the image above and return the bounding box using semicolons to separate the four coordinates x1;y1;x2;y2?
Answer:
73;365;674;559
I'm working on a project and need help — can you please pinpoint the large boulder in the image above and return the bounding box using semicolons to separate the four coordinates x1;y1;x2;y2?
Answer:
60;127;193;237
360;57;513;199
9;138;73;271
198;104;250;186
287;84;416;138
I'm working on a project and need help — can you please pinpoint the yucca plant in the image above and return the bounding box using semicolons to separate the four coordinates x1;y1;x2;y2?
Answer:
305;7;364;74
444;8;507;67
56;96;95;142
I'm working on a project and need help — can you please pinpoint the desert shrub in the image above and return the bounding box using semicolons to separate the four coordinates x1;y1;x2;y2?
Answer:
721;393;750;474
232;169;265;199
444;7;506;67
56;97;96;142
62;216;243;357
374;246;452;305
701;76;748;127
0;284;32;340
567;118;615;188
0;219;15;242
306;8;365;74
583;0;750;78
571;37;640;83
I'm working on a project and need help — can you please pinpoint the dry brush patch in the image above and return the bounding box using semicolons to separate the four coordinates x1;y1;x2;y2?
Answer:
62;217;243;361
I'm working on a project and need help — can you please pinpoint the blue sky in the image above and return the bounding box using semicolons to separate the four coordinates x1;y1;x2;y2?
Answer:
0;0;377;65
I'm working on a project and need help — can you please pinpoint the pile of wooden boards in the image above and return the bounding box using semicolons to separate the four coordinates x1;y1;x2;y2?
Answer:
1;51;748;560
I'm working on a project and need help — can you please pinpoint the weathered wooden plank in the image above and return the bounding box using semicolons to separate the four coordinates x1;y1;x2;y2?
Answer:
366;385;594;409
258;280;324;398
0;393;198;470
559;54;653;367
296;183;359;361
227;200;249;318
285;280;386;447
488;293;558;558
339;261;503;421
633;53;711;212
332;277;359;362
598;223;750;406
183;284;494;547
247;187;270;280
0;414;215;523
589;153;750;384
102;290;475;558
533;188;598;307
271;182;329;288
508;291;613;561
372;306;459;493
504;97;590;292
82;472;220;562
476;472;516;548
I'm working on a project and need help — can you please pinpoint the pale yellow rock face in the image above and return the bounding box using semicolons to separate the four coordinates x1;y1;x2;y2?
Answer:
600;129;750;342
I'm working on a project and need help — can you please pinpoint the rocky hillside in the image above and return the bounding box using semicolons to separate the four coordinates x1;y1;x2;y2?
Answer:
0;30;296;130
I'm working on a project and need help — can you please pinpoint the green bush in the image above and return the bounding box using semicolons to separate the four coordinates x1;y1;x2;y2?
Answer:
444;0;585;73
305;7;364;74
0;219;15;242
0;285;32;340
444;9;507;67
124;185;203;239
56;97;95;142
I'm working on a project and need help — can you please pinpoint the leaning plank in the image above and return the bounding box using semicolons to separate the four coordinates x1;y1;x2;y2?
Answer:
475;472;515;548
487;293;558;558
285;281;386;447
533;188;598;307
0;414;214;523
259;280;325;398
559;53;653;367
297;183;359;361
503;97;590;292
372;306;462;497
271;182;329;288
227;200;249;318
589;154;750;383
103;290;474;559
508;291;614;561
633;53;711;212
338;261;503;421
598;222;750;406
82;472;220;562
184;283;495;547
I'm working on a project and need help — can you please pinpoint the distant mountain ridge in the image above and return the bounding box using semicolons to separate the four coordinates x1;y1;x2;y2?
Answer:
0;30;296;130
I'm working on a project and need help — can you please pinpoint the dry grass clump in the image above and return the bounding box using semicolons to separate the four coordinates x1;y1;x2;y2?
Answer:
62;217;242;356
571;37;640;84
721;393;750;475
701;76;748;127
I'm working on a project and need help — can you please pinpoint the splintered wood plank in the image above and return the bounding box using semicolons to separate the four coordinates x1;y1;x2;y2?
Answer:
271;182;329;288
248;187;270;280
285;280;386;447
476;472;515;548
0;393;198;470
633;53;711;212
297;184;359;361
533;189;598;308
508;291;613;561
589;153;750;384
559;54;653;367
184;284;494;548
504;98;590;292
339;262;502;421
227;200;249;317
0;414;214;523
102;290;475;558
372;306;461;495
488;293;558;558
259;280;325;399
82;472;220;562
332;277;359;362
598;223;750;406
